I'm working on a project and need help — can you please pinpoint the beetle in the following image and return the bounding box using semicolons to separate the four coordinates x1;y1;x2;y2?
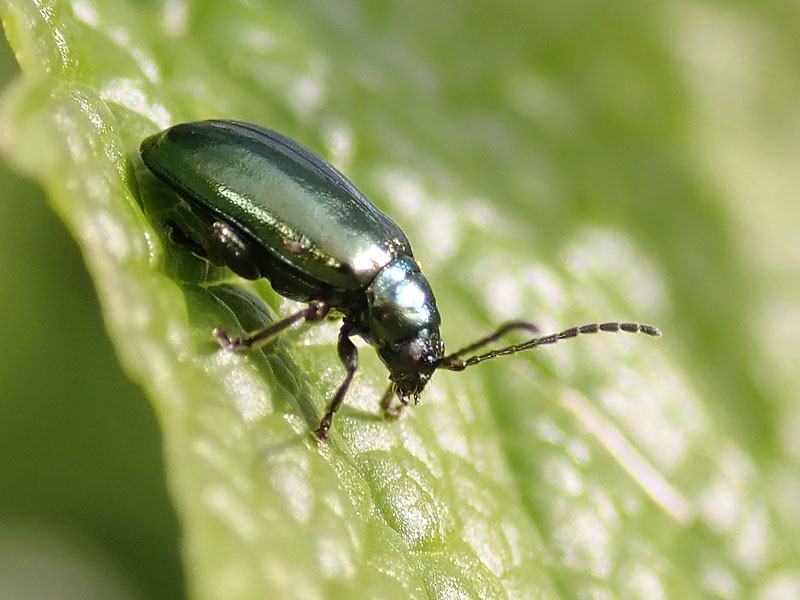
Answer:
140;120;660;440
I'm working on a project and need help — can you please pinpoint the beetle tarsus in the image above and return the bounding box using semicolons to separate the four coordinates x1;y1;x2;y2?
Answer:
314;420;331;441
212;326;245;351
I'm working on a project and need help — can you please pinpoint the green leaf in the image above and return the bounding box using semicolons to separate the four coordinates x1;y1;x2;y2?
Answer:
2;1;798;599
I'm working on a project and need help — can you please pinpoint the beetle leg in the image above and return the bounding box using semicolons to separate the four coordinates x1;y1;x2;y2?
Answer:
314;325;358;440
380;384;407;419
214;300;330;351
166;220;209;259
206;220;261;280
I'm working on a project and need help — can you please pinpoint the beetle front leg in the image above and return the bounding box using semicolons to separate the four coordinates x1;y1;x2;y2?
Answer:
314;325;358;441
380;384;408;419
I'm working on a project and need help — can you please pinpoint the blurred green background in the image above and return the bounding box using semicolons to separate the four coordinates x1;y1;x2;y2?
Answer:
1;1;799;599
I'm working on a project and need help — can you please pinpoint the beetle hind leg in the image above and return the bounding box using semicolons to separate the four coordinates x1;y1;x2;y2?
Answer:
206;220;261;280
166;220;209;259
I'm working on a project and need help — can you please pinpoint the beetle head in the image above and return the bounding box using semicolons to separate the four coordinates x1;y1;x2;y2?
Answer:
365;256;445;399
378;329;445;401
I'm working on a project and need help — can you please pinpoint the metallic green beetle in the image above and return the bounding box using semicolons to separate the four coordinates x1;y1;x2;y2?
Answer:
141;120;660;439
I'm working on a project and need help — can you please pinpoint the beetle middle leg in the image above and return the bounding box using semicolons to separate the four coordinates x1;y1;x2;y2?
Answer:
214;299;329;350
314;324;358;441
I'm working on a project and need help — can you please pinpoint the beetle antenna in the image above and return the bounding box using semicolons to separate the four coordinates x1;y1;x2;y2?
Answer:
437;322;661;371
437;320;541;365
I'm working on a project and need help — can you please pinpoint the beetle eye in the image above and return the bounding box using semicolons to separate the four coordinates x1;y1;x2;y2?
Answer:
398;339;423;367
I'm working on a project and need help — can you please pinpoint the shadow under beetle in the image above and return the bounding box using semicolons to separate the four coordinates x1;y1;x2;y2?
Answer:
140;120;660;440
